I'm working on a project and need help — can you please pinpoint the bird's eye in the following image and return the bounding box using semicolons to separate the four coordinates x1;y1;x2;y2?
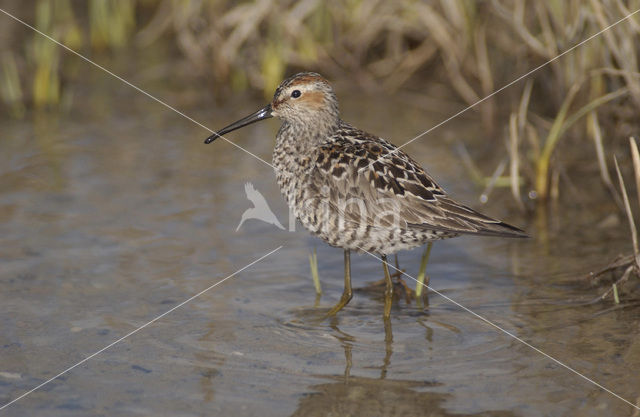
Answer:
291;90;301;98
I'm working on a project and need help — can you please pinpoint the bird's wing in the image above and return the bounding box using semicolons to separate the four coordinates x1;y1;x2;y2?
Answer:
307;126;527;238
246;182;268;204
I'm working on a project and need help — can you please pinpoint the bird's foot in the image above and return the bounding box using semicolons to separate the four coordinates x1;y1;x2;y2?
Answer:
364;273;414;304
395;276;413;304
325;292;353;318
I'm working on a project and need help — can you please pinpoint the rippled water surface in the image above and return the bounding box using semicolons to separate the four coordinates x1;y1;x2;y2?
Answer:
1;77;639;416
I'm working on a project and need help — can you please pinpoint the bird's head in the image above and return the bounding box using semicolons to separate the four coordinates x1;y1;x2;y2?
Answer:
204;72;339;144
270;72;339;126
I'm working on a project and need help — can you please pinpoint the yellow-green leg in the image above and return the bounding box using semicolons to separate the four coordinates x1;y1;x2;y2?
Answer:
382;255;393;319
326;249;352;316
415;242;433;298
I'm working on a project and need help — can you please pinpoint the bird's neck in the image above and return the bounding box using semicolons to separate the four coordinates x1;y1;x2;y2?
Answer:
272;119;339;192
274;119;338;159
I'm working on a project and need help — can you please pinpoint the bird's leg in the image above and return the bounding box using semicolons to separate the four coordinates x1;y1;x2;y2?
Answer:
370;255;406;288
415;242;433;298
382;255;393;319
326;249;352;316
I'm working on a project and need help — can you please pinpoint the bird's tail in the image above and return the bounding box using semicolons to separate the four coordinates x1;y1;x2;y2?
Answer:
409;198;529;238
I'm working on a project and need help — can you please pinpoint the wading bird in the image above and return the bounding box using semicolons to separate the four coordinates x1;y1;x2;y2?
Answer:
205;72;527;318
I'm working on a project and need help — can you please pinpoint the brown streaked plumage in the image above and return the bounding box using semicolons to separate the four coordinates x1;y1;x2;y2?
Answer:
205;72;527;319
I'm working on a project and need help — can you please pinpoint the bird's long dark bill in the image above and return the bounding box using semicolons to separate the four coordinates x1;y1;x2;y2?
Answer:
204;104;272;144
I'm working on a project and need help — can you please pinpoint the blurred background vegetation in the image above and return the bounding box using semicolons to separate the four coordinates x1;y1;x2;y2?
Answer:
1;0;639;211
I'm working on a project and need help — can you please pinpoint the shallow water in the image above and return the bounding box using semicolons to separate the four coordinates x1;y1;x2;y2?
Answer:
1;76;639;417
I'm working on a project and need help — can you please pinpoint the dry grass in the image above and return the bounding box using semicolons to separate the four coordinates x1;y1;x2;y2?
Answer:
588;138;640;303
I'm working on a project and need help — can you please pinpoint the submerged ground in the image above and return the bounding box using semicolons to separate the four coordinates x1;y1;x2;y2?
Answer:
1;69;639;416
